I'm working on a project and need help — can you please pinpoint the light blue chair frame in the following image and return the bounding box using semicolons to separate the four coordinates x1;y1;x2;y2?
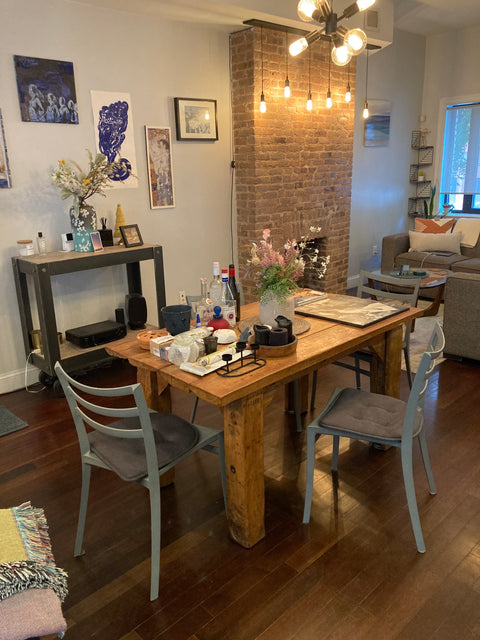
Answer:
55;361;226;601
303;323;445;553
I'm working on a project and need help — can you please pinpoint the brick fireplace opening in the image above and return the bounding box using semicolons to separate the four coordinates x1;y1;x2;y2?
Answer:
230;26;355;301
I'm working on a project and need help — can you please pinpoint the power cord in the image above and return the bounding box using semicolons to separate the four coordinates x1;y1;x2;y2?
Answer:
25;350;46;393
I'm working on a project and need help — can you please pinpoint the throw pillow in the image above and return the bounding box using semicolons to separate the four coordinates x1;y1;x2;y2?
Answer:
414;218;455;234
408;231;462;253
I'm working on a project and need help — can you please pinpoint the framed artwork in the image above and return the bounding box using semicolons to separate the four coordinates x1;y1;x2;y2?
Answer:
174;98;218;141
13;55;78;124
90;231;104;252
0;109;12;188
145;126;175;209
363;99;391;147
90;90;137;188
120;224;143;248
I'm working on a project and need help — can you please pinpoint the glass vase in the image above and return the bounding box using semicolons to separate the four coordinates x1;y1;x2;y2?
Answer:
258;290;295;327
69;198;97;252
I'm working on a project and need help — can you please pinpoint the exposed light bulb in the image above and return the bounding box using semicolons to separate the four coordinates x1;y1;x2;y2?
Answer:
345;84;351;102
363;99;369;119
260;93;266;113
205;112;210;121
289;37;308;57
306;91;313;111
284;78;291;98
297;0;324;22
357;0;375;10
326;90;332;109
344;28;367;54
331;45;353;66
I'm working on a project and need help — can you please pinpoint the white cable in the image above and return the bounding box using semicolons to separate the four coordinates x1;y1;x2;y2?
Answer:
25;351;46;393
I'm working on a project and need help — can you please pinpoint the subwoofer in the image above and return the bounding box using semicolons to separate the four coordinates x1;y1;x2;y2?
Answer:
125;294;147;329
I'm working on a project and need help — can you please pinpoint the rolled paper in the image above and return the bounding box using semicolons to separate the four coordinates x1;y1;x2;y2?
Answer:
254;324;270;345
275;315;293;343
268;328;288;346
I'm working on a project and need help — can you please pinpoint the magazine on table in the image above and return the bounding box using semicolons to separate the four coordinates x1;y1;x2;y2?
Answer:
293;289;328;307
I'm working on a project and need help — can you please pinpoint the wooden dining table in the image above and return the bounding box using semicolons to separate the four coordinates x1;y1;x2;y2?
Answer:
105;299;423;549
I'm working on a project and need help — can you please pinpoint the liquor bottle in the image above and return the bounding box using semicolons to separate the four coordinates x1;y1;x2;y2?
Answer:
221;268;236;327
197;277;212;325
228;263;241;322
209;261;222;308
37;232;47;255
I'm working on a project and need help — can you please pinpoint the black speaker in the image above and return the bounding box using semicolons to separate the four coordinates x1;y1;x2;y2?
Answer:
125;294;147;329
115;307;125;324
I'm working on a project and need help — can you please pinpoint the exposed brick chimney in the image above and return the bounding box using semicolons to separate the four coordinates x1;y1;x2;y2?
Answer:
231;26;355;300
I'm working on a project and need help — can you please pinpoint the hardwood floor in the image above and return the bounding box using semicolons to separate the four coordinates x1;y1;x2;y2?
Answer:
1;356;480;640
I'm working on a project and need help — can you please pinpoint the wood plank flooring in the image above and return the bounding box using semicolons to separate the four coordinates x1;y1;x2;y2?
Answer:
1;355;479;639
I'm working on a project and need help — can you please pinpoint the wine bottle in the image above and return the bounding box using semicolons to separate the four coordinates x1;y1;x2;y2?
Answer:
221;268;236;327
228;263;241;322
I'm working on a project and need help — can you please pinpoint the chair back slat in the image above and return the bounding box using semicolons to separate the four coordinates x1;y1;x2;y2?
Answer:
357;269;422;306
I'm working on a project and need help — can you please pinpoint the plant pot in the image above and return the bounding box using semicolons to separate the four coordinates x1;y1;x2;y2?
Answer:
258;291;295;326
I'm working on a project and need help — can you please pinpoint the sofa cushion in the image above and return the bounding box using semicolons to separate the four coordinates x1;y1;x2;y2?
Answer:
409;231;461;253
395;251;470;270
451;258;480;273
414;218;455;233
453;218;480;248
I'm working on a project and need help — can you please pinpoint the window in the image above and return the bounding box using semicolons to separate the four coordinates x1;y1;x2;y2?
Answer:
440;102;480;214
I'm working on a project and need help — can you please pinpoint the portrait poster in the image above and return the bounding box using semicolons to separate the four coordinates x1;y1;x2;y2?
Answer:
363;99;392;147
13;55;78;124
145;126;175;209
90;90;137;188
0;110;12;188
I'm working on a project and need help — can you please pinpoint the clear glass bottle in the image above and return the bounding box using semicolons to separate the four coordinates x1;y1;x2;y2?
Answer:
221;268;236;327
228;263;241;322
209;261;223;308
37;232;47;255
197;277;212;325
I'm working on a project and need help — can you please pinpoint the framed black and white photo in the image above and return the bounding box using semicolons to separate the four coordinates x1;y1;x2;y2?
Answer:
363;99;392;147
174;98;218;141
145;126;175;209
120;224;143;247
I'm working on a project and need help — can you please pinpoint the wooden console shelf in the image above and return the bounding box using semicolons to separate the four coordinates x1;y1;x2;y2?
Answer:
12;244;166;386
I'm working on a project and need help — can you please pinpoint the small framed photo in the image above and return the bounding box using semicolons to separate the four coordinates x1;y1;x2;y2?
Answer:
174;97;218;141
90;231;104;252
120;224;143;248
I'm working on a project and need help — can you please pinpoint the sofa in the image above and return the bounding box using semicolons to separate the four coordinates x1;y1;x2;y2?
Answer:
381;217;480;362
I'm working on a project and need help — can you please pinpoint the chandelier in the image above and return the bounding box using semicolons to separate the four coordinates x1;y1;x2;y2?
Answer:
289;0;376;66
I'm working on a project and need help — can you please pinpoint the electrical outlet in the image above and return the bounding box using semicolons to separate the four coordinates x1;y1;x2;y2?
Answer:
372;244;378;256
178;290;187;304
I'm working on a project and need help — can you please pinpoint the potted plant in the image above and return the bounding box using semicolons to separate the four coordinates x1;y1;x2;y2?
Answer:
423;184;437;218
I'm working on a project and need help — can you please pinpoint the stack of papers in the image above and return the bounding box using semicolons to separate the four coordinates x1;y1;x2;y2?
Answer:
294;289;328;307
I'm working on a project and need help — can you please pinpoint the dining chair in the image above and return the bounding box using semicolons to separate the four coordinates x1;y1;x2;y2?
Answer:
303;322;445;553
54;361;226;601
310;270;422;411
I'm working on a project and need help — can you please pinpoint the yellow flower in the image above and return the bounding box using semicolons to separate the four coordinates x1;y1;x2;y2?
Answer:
60;160;65;165
83;179;90;184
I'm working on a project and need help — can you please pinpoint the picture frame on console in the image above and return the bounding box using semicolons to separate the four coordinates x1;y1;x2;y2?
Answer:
174;97;218;141
120;224;143;248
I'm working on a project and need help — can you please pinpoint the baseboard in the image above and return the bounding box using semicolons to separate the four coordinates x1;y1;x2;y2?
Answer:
0;364;40;395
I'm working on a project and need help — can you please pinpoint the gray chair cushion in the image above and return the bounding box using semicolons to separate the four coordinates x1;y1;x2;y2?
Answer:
319;388;421;441
89;413;199;481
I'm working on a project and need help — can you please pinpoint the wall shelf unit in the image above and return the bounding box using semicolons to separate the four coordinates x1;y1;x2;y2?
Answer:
408;130;434;216
12;244;166;387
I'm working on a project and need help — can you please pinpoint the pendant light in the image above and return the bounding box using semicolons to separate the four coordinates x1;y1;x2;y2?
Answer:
260;26;266;113
362;49;369;119
345;62;351;102
306;46;313;111
284;31;291;98
326;47;332;108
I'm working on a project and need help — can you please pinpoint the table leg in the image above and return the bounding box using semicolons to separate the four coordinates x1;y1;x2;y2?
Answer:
136;367;174;486
369;326;402;398
223;392;266;548
420;282;445;317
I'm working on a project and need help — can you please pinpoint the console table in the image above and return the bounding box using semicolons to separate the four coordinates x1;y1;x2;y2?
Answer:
12;244;166;389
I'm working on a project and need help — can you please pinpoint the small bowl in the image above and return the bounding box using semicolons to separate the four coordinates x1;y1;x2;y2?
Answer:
255;336;298;358
136;329;169;349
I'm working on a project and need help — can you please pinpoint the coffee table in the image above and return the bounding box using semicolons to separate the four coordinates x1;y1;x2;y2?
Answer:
374;268;451;318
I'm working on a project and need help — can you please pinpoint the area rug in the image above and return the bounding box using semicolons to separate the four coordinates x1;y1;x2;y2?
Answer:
0;407;28;437
402;301;444;374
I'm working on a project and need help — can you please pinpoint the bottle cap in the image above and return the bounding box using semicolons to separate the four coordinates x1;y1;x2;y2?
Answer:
38;232;43;237
213;261;220;275
213;305;222;318
222;268;228;280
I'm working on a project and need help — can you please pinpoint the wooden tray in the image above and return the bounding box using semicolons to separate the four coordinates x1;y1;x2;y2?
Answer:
254;336;298;358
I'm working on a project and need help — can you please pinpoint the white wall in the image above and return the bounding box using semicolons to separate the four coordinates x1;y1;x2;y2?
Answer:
0;0;233;391
348;28;426;288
